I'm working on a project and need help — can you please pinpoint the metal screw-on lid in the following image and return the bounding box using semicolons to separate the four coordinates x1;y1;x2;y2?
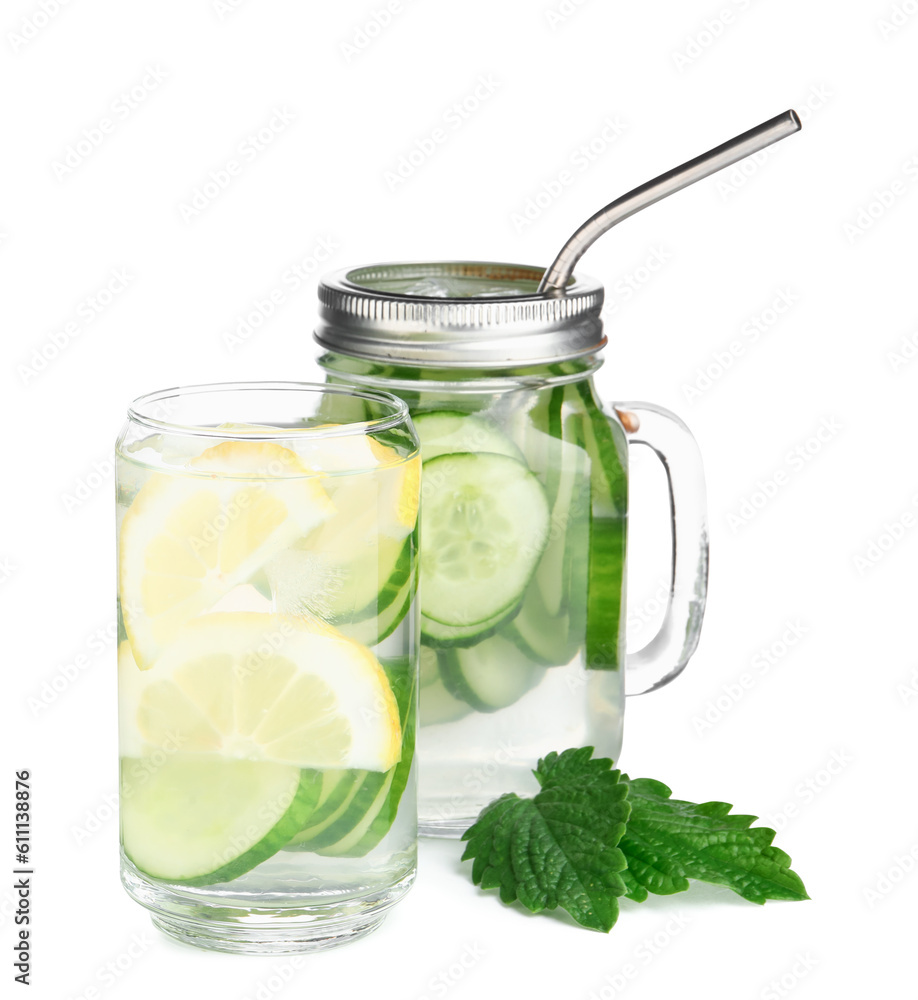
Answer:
314;261;605;367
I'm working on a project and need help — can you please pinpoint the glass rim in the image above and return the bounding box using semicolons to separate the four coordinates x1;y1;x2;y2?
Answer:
342;260;559;301
127;380;411;440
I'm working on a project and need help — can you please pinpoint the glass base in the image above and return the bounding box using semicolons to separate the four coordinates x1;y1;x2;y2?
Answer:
149;910;388;955
418;817;473;839
123;862;415;955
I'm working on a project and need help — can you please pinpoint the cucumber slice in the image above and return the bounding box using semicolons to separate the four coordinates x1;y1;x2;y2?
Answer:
283;769;367;849
121;757;321;885
420;603;519;648
420;453;550;627
574;384;627;511
266;530;409;625
574;385;628;670
504;589;577;667
292;770;391;850
314;771;397;857
585;516;626;670
335;538;412;622
314;390;371;425
562;436;591;648
314;656;416;858
439;633;546;713
419;646;472;725
498;407;591;667
419;645;440;687
521;387;566;508
413;411;524;463
336;567;415;647
421;676;474;725
520;416;592;616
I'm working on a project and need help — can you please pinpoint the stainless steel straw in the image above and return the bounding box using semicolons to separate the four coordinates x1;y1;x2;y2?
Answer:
538;110;802;295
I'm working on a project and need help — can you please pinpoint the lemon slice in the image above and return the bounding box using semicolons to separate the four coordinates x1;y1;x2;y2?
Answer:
118;612;401;772
119;441;333;667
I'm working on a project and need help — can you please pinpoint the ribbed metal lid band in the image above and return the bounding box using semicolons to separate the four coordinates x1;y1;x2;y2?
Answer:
314;261;606;367
317;286;602;329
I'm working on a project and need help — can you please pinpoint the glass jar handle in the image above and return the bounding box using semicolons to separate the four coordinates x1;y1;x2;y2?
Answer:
613;401;709;695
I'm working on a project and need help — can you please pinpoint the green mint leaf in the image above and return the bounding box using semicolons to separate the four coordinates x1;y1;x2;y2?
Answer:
533;746;616;788
461;748;631;932
619;776;810;905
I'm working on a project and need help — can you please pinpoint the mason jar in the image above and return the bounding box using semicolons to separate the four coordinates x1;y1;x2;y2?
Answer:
315;262;708;836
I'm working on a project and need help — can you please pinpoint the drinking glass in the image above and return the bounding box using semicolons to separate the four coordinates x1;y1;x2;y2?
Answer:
116;382;419;953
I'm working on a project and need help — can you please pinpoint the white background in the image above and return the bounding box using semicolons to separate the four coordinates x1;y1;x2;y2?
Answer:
3;0;917;997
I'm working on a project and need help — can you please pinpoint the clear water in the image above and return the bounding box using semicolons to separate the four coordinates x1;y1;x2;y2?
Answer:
418;655;624;833
320;357;629;835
